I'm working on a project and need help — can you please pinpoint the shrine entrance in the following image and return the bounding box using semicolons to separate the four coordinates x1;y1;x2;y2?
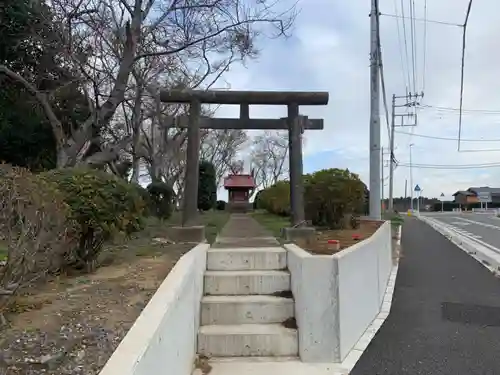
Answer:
160;89;329;242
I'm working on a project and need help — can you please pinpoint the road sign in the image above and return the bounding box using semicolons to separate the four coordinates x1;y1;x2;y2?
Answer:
414;184;421;192
439;193;445;201
477;191;492;203
440;193;445;197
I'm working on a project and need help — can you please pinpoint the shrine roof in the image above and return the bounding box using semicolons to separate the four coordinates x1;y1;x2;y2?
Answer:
224;174;256;189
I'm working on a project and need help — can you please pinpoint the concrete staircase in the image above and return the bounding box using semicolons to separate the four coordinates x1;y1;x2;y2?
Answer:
197;215;298;358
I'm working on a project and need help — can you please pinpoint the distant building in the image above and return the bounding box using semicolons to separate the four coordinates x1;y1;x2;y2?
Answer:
453;187;500;204
223;174;256;213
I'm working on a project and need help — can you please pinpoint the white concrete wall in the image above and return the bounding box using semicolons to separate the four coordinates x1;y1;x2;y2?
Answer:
99;243;209;375
287;244;340;362
285;221;393;363
335;222;392;360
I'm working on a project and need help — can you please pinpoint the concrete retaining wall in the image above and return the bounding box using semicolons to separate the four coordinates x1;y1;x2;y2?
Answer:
285;221;393;363
99;243;209;375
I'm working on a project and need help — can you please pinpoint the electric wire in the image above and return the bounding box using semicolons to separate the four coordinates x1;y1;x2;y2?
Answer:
457;0;474;151
379;13;462;27
377;9;392;146
393;0;410;92
418;104;500;114
400;0;412;94
409;0;417;93
422;0;428;92
394;130;500;142
398;162;500;169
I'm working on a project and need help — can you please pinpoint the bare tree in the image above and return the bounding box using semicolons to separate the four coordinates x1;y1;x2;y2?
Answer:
250;131;288;189
0;0;297;170
200;129;248;186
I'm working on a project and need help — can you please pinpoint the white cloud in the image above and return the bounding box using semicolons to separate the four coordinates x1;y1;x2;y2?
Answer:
209;0;500;199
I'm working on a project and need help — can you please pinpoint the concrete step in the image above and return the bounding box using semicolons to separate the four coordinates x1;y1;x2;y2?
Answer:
197;324;298;357
206;247;287;271
201;295;294;325
204;270;290;295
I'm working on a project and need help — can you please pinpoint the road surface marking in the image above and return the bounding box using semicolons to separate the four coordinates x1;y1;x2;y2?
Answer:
452;217;500;231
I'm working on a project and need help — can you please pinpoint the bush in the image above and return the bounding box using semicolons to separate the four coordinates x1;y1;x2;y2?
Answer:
259;181;291;216
198;160;217;211
132;183;152;216
0;164;75;320
147;181;174;219
40;168;146;270
216;200;227;210
253;190;262;209
304;169;366;229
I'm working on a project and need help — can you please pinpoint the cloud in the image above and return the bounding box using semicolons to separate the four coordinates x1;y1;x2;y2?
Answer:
210;0;500;200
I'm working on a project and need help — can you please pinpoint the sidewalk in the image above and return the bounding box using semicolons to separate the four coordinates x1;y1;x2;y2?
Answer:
351;218;500;375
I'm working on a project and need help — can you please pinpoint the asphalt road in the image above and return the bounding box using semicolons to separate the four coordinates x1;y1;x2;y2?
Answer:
351;218;500;375
423;212;500;251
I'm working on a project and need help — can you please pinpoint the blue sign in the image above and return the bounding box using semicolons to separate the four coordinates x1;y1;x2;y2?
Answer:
414;184;421;192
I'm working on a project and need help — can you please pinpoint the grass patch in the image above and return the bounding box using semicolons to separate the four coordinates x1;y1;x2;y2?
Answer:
251;210;290;238
0;241;7;261
383;212;404;226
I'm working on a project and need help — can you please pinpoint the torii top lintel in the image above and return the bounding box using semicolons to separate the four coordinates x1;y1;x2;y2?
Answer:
159;89;329;106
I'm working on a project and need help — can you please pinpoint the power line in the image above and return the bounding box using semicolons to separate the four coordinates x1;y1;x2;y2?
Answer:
422;0;428;92
398;162;500;169
377;11;392;144
409;0;417;93
379;13;462;27
400;0;412;93
393;0;410;91
395;129;500;142
419;104;500;114
457;0;474;151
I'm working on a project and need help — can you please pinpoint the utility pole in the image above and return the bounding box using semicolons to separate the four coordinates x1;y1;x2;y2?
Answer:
388;91;424;212
381;147;391;213
409;143;414;211
381;147;384;204
369;0;381;220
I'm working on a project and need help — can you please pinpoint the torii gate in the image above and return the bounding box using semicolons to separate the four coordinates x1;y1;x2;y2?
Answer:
160;89;329;242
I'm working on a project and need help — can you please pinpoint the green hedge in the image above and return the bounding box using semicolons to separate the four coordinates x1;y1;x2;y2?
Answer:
258;181;291;216
147;181;174;219
258;168;366;229
198;160;217;211
39;168;146;269
216;200;227;210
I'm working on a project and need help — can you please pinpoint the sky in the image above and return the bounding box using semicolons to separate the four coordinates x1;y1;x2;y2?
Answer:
212;0;500;201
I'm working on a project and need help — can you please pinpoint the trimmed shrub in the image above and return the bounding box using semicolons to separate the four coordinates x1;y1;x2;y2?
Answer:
253;190;262;209
132;183;152;216
39;168;146;270
304;168;365;229
259;181;291;216
216;200;227;210
0;164;75;318
198;160;217;211
147;181;174;219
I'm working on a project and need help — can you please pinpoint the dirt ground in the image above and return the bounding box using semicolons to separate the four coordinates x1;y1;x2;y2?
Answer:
294;220;383;255
0;214;207;375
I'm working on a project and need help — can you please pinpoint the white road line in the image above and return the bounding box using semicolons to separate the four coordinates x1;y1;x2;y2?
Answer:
451;221;470;226
437;223;483;239
452;217;500;231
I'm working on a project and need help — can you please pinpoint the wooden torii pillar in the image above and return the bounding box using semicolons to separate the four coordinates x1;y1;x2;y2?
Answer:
160;89;329;242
